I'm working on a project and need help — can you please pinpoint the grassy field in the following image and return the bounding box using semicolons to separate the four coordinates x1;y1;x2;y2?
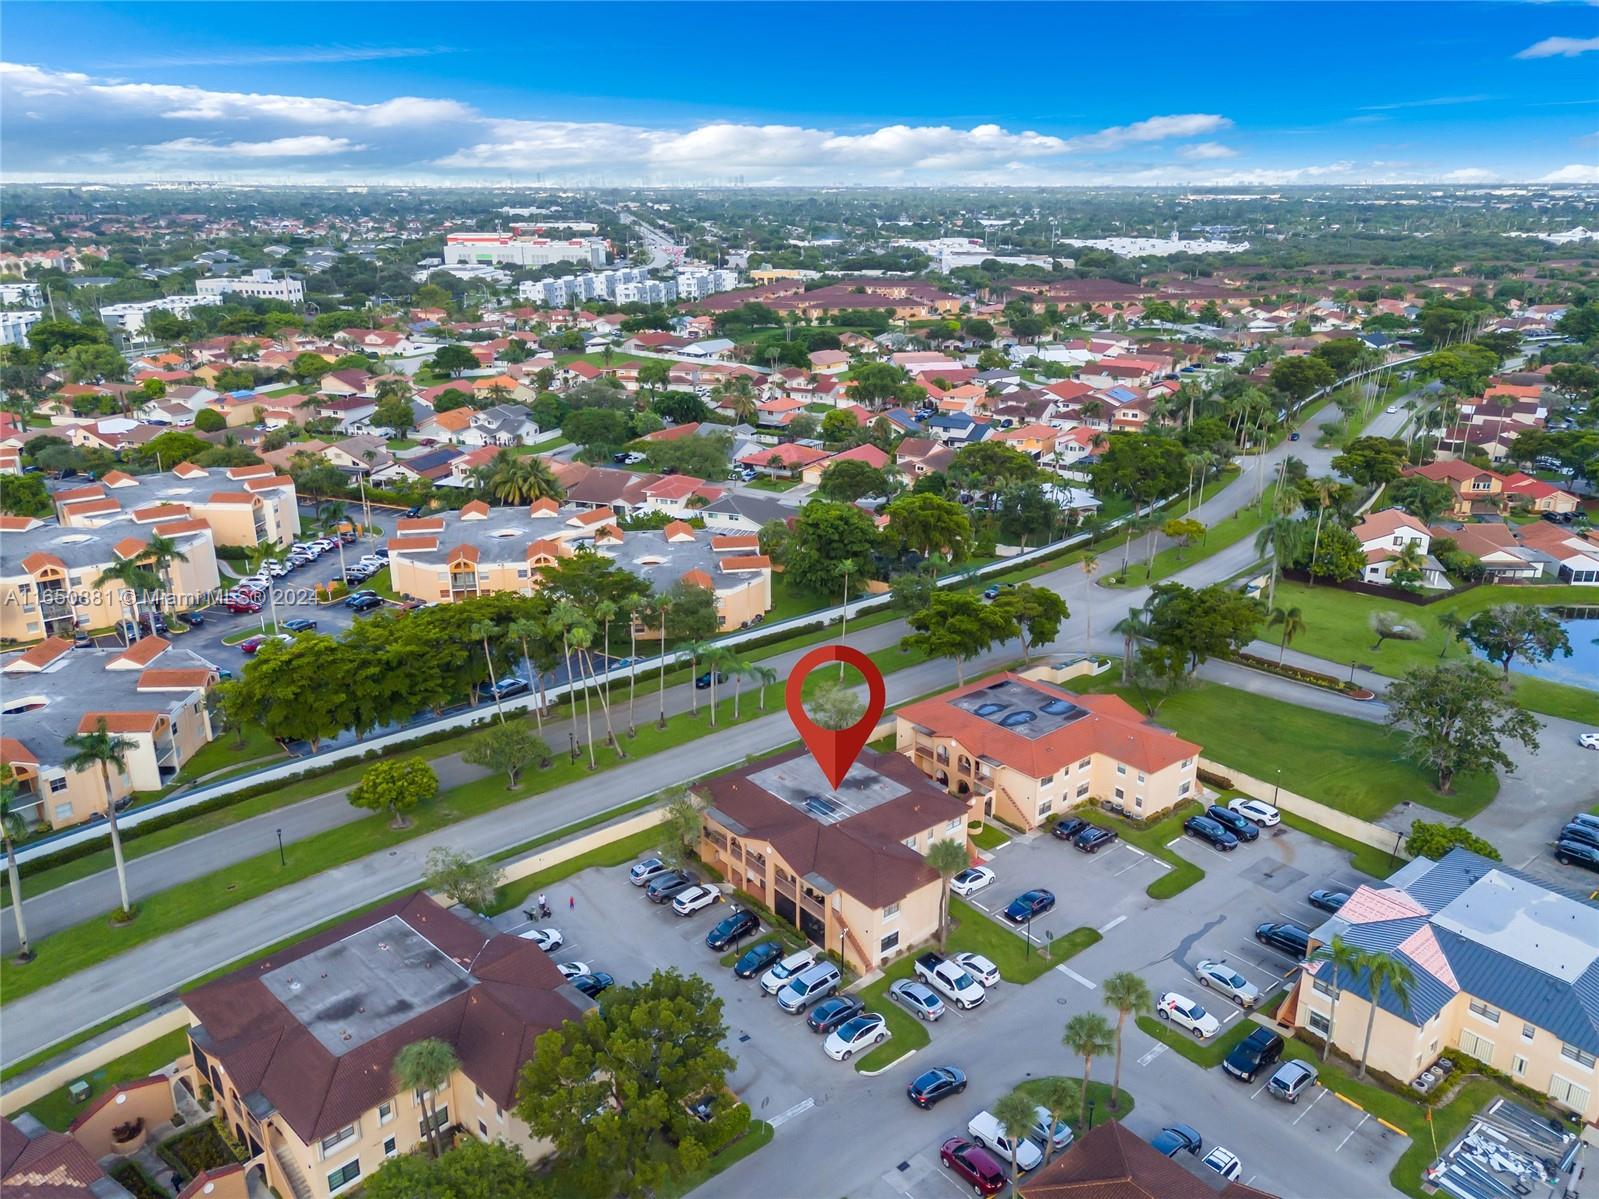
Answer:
1268;580;1599;723
970;824;1012;852
22;1027;191;1131
1015;1075;1133;1135
1075;676;1498;821
1135;998;1282;1069
948;897;1099;984
1105;495;1270;589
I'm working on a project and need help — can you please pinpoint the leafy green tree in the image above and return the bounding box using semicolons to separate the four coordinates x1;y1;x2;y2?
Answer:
516;969;741;1199
784;501;880;596
1385;661;1540;793
1405;819;1501;862
193;408;227;433
563;407;631;454
804;676;866;731
1089;433;1188;512
373;398;415;438
848;361;914;409
1306;524;1366;583
1270;355;1336;402
350;757;439;828
1061;1012;1115;1130
890;564;940;613
994;1088;1041;1189
820;408;861;444
1160;517;1206;561
656;786;704;873
1145;582;1265;670
363;1137;540;1199
463;722;549;788
423;846;505;912
1332;437;1408;487
641;432;732;480
992;584;1069;663
816;458;891;503
884;493;972;562
901;591;1019;684
0;473;52;517
393;1038;460;1158
950;442;1038;501
1458;604;1572;677
995;481;1062;547
61;720;136;914
430;344;477;377
1101;972;1152;1112
1310;339;1365;376
1383;476;1454;526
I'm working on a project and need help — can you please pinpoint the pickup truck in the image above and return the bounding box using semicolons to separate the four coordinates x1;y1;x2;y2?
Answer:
914;952;986;1010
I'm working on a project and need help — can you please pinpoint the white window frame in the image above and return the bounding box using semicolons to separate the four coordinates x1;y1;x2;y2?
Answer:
325;1158;361;1195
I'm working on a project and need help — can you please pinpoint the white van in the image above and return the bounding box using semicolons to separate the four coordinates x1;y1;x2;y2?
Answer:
759;948;817;996
968;1110;1043;1172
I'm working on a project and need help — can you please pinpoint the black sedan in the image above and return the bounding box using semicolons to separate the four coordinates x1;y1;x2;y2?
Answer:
1206;805;1259;842
1075;825;1118;854
1308;889;1350;913
907;1065;968;1109
733;940;785;979
1003;889;1055;924
569;971;614;998
1183;816;1239;851
806;994;865;1034
282;618;318;633
346;593;384;612
1555;839;1599;873
1051;817;1089;842
705;907;759;951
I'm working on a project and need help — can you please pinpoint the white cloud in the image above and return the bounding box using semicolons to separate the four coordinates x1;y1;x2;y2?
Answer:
1177;142;1238;161
1439;167;1499;183
1062;113;1232;151
1359;94;1492;111
149;135;364;157
1517;36;1599;59
1542;163;1599;183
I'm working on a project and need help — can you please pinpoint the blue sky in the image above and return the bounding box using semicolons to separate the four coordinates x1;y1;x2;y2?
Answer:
3;2;1596;185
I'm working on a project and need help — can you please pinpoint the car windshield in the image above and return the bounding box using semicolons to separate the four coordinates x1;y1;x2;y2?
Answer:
838;1016;875;1039
1222;971;1246;987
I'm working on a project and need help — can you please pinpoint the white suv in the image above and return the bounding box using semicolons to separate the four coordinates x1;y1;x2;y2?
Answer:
759;948;816;996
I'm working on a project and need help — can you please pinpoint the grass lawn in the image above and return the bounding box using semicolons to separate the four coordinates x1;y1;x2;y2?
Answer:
1268;580;1599;724
171;723;284;782
851;961;930;1073
970;824;1012;852
657;1118;774;1199
1074;676;1498;821
1135;998;1282;1069
1015;1075;1133;1135
1105;494;1269;588
22;1027;191;1131
747;478;800;493
485;822;665;914
948;897;1100;984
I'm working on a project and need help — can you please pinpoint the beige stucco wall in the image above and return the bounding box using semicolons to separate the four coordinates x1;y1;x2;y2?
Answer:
0;1006;192;1115
1202;759;1407;858
70;1078;176;1159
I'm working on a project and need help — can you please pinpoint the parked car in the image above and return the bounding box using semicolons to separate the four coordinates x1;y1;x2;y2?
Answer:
704;907;758;950
823;1012;888;1061
555;961;594;981
1203;1147;1243;1181
967;1110;1043;1173
240;634;292;654
1228;797;1281;826
486;676;531;701
569;971;614;998
1206;805;1259;842
224;596;262;614
733;940;785;979
1075;825;1118;853
760;948;817;996
645;871;696;904
1558;822;1599;851
806;994;864;1034
629;857;669;885
1194;959;1260;1008
938;1137;1007;1195
1268;1060;1319;1103
777;962;843;1014
1150;1124;1203;1157
907;1066;967;1109
1224;1026;1284;1082
1051;816;1088;841
954;952;1001;988
282;618;318;633
1028;1106;1073;1154
671;884;721;916
1157;991;1221;1038
950;866;996;897
889;979;947;1022
1555;839;1599;872
1578;732;1599;750
1184;815;1239;851
1308;889;1350;913
519;927;564;952
1002;889;1055;923
1571;811;1599;831
181;612;204;627
1255;921;1310;958
914;953;985;1010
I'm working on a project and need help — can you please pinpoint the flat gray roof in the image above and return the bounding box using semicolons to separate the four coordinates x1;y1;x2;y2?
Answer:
0;516;211;575
949;677;1090;742
260;915;475;1058
1434;869;1599;983
747;757;908;827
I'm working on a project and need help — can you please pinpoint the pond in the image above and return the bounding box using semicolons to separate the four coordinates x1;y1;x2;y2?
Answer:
1473;607;1599;690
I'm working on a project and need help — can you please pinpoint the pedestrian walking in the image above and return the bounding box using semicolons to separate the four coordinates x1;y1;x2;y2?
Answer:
568;894;576;911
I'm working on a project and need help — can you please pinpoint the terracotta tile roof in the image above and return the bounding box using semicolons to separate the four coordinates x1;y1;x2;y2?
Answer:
425;408;473;432
719;555;773;573
711;535;760;552
0;738;39;768
528;498;560;516
662;520;696;541
243;474;294;492
112;536;148;561
680;568;714;589
4;637;73;672
176;1164;246;1199
205;492;257;505
460;499;491;518
100;470;136;487
0;515;43;533
1017;1119;1277;1199
448;544;480;564
1352;508;1429;543
571;506;618;527
226;464;275;480
173;462;208;478
138;667;215;690
388;536;440;552
897;672;1201;778
60;497;120;517
77;711;162;735
1;1116;110;1193
131;503;192;524
112;636;169;668
53;484;106;503
19;552;67;577
396;517;446;535
153;517;210;537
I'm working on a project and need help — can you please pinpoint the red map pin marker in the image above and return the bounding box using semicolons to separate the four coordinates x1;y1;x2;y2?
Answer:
785;644;887;789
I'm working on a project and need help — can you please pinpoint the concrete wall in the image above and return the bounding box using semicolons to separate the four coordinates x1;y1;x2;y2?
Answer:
69;1075;175;1158
497;806;669;886
0;1004;191;1114
1200;758;1408;859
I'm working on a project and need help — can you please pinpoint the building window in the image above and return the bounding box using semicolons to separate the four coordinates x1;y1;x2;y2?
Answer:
1560;1042;1598;1069
378;1102;393;1125
1040;774;1054;786
474;1086;484;1103
477;1120;488;1138
1512;1055;1528;1078
1182;758;1193;768
1307;1011;1330;1036
420;1106;449;1139
1136;772;1145;784
882;902;899;920
326;1160;361;1194
54;802;73;822
880;931;899;954
945;817;962;833
1469;1000;1501;1024
1077;757;1091;770
902;836;917;850
49;777;67;793
1113;787;1125;801
1312;977;1334;998
320;1125;356;1155
383;1137;396;1157
1075;783;1090;798
1178;781;1191;796
1522;1023;1536;1043
1115;764;1127;776
1459;1029;1495;1065
1549;1075;1592;1115
1037;798;1053;817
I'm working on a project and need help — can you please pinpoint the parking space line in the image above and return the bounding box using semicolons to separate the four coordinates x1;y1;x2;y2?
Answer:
1098;915;1127;934
1291;1089;1327;1125
1251;1081;1269;1099
769;1097;815;1129
1165;837;1185;850
1222;1007;1243;1024
1055;965;1097;989
1137;1043;1167;1066
1113;858;1145;877
970;900;991;912
1336;1112;1370;1152
1123;845;1147;858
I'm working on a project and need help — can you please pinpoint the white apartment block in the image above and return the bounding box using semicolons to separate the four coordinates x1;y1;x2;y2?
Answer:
0;282;44;306
195;269;305;304
518;267;675;307
0;310;41;347
444;233;608;269
99;294;221;336
675;268;740;301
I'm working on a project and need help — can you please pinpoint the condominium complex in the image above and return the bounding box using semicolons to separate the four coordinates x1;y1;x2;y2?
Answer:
99;294;222;335
517;266;739;307
195;269;305;304
51;463;301;550
444;232;608;269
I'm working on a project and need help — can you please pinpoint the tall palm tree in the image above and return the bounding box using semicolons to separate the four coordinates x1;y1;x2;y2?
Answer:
1183;452;1210;514
93;558;159;639
687;639;713;718
1307;479;1336;586
469;620;506;723
1033;1076;1078;1166
1309;935;1361;1063
649;595;672;729
1390;540;1426;590
727;655;753;721
1267;605;1307;665
566;619;599;770
926;837;969;951
61;719;136;915
713;376;758;425
1061;1011;1115;1130
588;600;622;753
506;616;546;736
1101;971;1152;1111
1437;611;1466;659
994;1089;1040;1191
1356;951;1415;1080
548;603;584;762
393;1038;459;1159
1111;606;1148;685
0;767;33;960
140;533;190;611
835;558;857;679
621;596;641;738
751;664;778;710
1079;553;1099;656
700;644;734;728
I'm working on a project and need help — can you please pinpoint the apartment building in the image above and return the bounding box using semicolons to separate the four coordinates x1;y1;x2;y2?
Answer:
195;270;305;304
1;636;218;827
445;232;607;269
895;673;1202;829
181;893;586;1199
1291;850;1599;1123
383;502;772;630
99;294;222;336
0;512;220;643
695;747;969;973
52;463;300;549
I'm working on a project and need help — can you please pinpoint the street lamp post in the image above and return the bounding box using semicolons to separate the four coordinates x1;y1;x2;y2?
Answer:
1025;911;1034;960
276;828;285;867
1349;659;1358;685
1273;768;1282;808
1087;1097;1097;1131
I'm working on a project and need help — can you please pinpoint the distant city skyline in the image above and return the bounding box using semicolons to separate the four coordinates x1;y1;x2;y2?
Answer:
2;1;1596;186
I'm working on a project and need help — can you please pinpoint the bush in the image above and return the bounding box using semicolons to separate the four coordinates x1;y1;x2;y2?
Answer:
109;1161;165;1199
1406;819;1500;863
157;1120;241;1177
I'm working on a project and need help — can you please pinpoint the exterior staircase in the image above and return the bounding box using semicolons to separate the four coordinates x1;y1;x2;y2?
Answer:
273;1147;313;1199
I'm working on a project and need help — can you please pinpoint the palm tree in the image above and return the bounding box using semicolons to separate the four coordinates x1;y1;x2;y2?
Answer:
393;1038;459;1159
727;655;753;721
621;597;641;738
1309;935;1361;1063
491;453;564;506
1080;553;1099;656
1061;1011;1115;1130
506;616;546;736
548;604;583;761
687;639;713;718
1267;605;1307;665
1307;479;1336;586
1183;451;1209;513
1390;540;1426;591
1437;611;1465;659
713;376;759;425
1033;1076;1078;1165
751;664;778;710
469;620;506;723
700;643;734;727
93;558;159;638
1101;971;1152;1111
588;600;622;753
994;1089;1040;1191
1;767;33;960
926;837;969;951
649;595;672;728
140;533;190;611
566;620;599;770
835;558;857;679
1355;951;1415;1080
61;719;136;915
1111;606;1148;685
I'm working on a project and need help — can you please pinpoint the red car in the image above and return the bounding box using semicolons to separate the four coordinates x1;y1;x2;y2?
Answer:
940;1137;1006;1195
224;596;262;614
239;635;268;653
